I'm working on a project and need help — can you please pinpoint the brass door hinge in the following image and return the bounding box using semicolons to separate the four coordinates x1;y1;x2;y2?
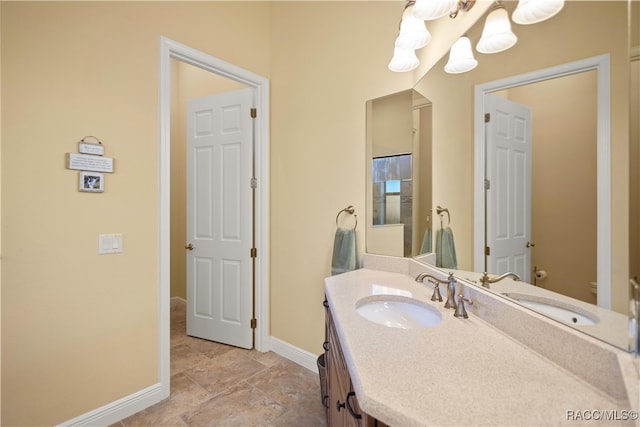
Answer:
485;113;491;123
485;246;491;256
250;318;257;329
250;247;257;258
250;108;257;118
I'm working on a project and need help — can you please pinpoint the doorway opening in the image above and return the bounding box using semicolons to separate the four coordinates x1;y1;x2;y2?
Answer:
158;37;270;398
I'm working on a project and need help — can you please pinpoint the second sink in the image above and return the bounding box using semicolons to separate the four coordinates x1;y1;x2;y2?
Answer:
355;295;442;329
503;293;599;326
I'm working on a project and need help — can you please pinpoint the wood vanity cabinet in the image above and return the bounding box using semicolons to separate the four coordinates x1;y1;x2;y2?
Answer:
323;300;388;427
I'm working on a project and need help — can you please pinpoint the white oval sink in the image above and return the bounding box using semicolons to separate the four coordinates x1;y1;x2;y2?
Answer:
503;293;599;326
355;296;442;329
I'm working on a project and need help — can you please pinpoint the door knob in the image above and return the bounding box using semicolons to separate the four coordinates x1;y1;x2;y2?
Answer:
185;243;194;251
526;242;536;248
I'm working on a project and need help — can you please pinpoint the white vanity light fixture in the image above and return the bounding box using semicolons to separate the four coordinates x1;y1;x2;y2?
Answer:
389;0;476;73
395;5;432;50
476;5;518;54
389;46;421;72
412;0;457;21
388;3;429;72
512;0;565;25
444;35;478;74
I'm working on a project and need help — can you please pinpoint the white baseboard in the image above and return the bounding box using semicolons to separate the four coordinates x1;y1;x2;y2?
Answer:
57;382;167;427
269;336;320;374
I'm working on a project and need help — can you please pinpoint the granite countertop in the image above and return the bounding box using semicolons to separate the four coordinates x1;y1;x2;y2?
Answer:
324;267;639;426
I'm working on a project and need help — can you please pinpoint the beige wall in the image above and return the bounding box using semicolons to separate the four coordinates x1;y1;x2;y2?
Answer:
414;1;630;313
269;1;412;355
1;1;411;424
1;2;273;424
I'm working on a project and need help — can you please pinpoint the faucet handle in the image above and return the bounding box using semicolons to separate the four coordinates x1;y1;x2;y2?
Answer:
454;294;472;319
429;280;443;302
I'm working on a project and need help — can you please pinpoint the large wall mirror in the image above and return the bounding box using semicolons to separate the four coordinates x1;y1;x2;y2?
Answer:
366;0;638;351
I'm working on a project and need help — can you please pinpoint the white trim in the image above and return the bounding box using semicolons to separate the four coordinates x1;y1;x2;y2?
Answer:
158;35;270;399
159;35;272;345
56;383;164;427
270;336;319;374
473;54;611;309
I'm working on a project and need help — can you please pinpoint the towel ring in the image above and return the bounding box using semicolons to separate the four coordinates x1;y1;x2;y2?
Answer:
336;205;357;230
436;205;450;226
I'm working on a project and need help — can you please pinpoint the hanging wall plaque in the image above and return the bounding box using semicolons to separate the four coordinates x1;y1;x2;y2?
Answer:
66;153;114;173
78;142;105;156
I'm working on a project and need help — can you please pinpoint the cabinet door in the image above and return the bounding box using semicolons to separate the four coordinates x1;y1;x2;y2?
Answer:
326;305;387;427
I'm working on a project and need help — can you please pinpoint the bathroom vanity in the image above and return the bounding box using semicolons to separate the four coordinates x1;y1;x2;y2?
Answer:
324;304;388;427
323;254;639;426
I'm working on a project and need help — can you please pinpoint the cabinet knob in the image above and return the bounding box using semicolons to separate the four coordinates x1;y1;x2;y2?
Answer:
336;400;346;412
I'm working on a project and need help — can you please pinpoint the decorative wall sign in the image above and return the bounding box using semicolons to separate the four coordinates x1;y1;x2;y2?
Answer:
79;171;104;192
67;136;114;192
66;153;114;173
79;142;105;156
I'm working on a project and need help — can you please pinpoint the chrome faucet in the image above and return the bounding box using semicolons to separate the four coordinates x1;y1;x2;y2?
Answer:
416;272;457;308
480;271;521;289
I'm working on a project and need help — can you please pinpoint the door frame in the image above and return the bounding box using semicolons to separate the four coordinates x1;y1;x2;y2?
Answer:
473;54;611;308
158;36;270;397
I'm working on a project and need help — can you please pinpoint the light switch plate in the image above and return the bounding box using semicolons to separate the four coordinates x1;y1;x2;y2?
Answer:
99;234;123;254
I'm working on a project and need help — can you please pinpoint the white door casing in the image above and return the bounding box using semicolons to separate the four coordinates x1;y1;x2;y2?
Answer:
159;36;270;402
485;94;532;282
186;89;254;349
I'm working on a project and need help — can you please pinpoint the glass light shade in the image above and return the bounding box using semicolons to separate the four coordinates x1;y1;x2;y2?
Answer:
396;7;432;50
388;47;420;72
476;7;518;54
413;0;457;21
512;0;564;25
444;36;478;74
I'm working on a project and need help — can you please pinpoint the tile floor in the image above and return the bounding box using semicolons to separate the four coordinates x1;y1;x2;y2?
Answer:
113;299;327;427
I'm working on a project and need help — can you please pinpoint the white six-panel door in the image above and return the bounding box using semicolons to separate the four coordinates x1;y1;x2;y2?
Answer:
186;88;253;349
486;94;532;282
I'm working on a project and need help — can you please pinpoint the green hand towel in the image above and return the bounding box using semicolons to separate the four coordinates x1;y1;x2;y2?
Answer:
420;227;432;254
331;227;356;275
436;227;458;269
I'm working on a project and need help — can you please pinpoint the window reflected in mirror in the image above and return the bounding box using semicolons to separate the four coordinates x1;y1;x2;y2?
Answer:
372;154;413;256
